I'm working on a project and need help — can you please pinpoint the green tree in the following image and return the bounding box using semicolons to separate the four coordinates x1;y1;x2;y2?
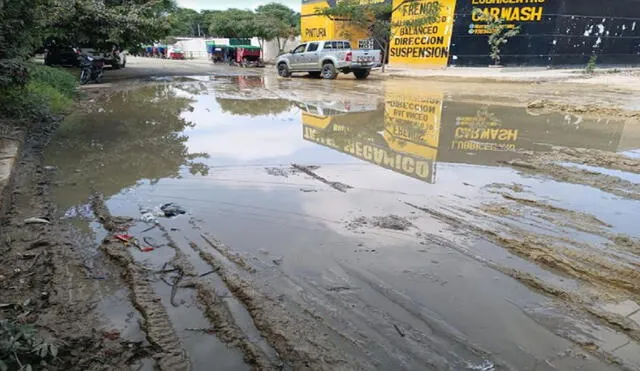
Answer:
256;3;300;54
208;9;256;38
316;0;441;72
46;0;174;49
168;8;207;37
471;7;520;66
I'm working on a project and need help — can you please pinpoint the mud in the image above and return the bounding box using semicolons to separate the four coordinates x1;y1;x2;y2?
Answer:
527;99;640;119
534;147;640;174
347;215;414;231
100;239;190;371
5;61;639;370
505;159;640;200
188;241;370;370
0;119;147;370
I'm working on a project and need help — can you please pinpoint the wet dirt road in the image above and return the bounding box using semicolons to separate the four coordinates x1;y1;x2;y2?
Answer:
41;66;640;370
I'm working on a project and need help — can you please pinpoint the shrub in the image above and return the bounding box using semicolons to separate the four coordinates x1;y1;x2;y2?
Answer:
0;64;76;118
27;64;76;98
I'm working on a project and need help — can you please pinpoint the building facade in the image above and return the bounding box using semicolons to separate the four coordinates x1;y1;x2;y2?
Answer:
301;0;640;68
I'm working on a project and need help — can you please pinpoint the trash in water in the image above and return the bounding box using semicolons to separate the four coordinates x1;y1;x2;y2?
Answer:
113;234;154;252
24;217;51;225
63;204;93;219
103;329;120;340
141;212;157;223
466;360;495;371
160;203;186;217
114;234;133;244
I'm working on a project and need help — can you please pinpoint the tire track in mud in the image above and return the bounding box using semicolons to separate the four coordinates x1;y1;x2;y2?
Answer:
156;230;282;370
405;202;640;296
100;241;191;371
201;233;256;273
404;202;640;360
92;195;190;370
188;240;371;370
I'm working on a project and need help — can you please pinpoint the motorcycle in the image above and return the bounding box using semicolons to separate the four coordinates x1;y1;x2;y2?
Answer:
79;55;104;84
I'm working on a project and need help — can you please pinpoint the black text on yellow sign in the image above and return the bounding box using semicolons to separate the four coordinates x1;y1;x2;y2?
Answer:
303;125;435;182
469;0;545;34
390;0;457;67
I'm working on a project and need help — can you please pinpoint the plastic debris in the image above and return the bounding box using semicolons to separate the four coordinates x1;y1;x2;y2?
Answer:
141;212;157;223
160;203;186;217
103;329;120;340
113;234;154;252
24;217;51;225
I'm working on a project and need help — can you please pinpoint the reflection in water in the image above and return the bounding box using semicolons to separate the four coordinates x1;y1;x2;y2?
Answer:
216;98;295;117
46;84;209;209
301;84;630;183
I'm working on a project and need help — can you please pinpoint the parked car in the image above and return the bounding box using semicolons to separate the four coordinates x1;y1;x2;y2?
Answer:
276;40;382;80
44;45;81;67
169;47;185;60
80;45;127;69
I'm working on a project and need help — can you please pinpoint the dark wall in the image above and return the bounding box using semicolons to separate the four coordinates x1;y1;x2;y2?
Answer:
449;0;640;66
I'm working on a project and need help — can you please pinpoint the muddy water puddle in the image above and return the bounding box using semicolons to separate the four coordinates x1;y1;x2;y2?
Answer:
44;76;640;370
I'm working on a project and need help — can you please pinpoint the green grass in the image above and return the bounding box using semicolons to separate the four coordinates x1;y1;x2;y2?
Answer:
0;63;77;118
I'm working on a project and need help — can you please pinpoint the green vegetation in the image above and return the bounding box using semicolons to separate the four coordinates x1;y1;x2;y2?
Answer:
0;64;76;119
472;8;521;66
315;0;441;72
1;319;59;371
205;4;300;54
585;55;598;74
0;0;174;122
166;3;300;54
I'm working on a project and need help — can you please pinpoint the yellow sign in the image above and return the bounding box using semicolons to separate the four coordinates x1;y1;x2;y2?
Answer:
303;125;435;182
385;94;443;149
301;1;336;42
389;0;457;67
469;0;545;35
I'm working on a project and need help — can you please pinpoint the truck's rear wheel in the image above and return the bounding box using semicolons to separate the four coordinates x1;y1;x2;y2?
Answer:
353;69;370;80
277;63;291;77
321;62;337;80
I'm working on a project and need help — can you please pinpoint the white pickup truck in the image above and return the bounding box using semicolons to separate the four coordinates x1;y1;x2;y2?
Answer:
276;40;382;80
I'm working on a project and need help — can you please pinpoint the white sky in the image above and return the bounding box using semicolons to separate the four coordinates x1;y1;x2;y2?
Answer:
176;0;300;11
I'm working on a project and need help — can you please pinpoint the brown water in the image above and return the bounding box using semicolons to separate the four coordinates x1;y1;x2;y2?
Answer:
44;75;640;370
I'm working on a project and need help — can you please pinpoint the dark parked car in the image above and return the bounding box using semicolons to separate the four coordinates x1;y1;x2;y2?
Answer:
45;45;80;67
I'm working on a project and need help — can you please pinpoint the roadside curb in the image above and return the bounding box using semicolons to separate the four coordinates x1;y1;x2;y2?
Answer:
0;136;22;221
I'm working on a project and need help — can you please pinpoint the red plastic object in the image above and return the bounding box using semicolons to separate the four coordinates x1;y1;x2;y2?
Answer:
114;234;133;242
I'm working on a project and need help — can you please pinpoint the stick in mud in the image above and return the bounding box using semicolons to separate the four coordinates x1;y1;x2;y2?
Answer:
291;164;353;192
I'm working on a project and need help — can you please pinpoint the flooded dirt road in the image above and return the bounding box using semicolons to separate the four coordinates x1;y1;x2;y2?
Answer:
36;69;640;370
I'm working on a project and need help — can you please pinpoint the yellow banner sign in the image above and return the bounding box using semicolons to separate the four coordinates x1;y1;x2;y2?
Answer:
301;1;336;42
389;0;457;67
385;91;444;150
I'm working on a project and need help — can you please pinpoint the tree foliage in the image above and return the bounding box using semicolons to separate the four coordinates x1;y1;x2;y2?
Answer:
255;3;300;53
0;0;174;98
168;8;208;37
315;0;441;71
472;7;520;66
